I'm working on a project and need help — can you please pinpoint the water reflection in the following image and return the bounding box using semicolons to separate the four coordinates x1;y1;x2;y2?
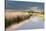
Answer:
6;16;44;31
15;16;44;30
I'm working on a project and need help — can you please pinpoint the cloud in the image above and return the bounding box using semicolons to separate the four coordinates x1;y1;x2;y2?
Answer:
28;7;44;12
31;7;38;10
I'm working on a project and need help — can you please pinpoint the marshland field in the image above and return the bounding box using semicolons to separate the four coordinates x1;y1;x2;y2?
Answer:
5;10;44;29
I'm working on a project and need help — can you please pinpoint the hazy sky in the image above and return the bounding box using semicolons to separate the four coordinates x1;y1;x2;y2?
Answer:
8;0;44;2
5;1;44;11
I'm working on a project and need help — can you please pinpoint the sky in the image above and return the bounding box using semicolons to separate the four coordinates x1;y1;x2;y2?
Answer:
8;0;44;2
5;0;44;11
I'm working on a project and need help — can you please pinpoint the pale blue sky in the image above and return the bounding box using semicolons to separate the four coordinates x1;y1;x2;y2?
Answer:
5;0;44;11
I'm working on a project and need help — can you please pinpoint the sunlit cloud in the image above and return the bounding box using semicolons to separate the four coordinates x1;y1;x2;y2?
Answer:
30;7;44;12
31;7;38;10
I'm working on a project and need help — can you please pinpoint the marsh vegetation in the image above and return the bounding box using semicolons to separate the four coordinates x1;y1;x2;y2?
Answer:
5;11;44;28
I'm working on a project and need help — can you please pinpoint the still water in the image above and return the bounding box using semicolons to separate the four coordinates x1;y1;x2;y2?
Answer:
6;16;44;31
15;16;44;30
